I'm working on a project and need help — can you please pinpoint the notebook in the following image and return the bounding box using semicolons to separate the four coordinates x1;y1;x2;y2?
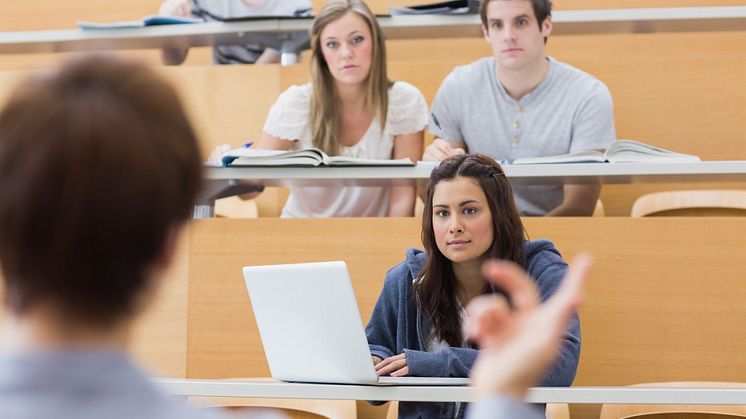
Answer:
243;261;470;386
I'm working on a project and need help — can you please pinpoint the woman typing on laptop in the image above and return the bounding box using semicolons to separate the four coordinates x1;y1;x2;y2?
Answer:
365;154;581;419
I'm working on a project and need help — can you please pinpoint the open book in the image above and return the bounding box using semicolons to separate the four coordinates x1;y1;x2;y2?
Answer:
512;139;701;164
77;15;202;30
220;147;414;167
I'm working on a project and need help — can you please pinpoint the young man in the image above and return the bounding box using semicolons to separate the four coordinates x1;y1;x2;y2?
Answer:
424;0;616;216
0;55;217;419
159;0;312;65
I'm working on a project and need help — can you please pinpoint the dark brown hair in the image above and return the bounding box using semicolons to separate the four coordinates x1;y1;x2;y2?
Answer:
0;54;202;328
480;0;552;43
416;154;526;346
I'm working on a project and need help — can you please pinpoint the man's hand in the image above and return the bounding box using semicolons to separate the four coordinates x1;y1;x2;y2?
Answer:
374;353;409;377
159;0;192;16
465;254;591;399
422;138;465;162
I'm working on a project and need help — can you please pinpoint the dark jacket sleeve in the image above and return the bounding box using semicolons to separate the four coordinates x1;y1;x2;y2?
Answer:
404;347;478;378
365;262;407;361
529;249;581;386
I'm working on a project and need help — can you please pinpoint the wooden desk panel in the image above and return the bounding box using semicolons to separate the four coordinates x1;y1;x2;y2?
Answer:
187;218;746;388
0;213;191;379
160;65;280;154
187;218;422;378
130;225;191;377
0;64;280;159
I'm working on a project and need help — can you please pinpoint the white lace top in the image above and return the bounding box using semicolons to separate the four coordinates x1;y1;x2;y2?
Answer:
263;81;428;218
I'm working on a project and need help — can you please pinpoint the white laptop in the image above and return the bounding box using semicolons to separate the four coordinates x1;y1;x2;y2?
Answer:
243;261;470;386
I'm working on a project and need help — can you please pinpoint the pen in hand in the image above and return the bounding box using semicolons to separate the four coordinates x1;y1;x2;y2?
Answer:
426;113;468;161
431;112;444;138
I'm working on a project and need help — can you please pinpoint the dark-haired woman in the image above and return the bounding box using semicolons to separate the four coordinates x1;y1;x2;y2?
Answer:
365;154;580;419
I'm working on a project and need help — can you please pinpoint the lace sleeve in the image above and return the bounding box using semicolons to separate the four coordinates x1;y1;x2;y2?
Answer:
262;84;311;141
386;81;428;136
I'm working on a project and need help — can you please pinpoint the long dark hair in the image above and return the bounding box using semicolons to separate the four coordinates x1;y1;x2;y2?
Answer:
415;154;526;346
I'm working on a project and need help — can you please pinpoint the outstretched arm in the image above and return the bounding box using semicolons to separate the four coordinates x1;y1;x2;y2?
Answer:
466;254;591;400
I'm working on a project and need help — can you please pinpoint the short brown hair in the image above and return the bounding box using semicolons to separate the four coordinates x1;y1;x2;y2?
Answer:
479;0;552;28
0;55;202;327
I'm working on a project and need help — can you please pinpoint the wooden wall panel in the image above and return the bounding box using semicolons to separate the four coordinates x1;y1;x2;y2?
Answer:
1;0;160;31
156;64;281;154
186;218;422;378
130;226;191;377
186;217;746;381
0;64;281;157
186;217;746;418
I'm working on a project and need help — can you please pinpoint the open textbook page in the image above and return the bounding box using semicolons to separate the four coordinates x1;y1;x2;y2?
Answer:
220;147;414;167
512;139;701;164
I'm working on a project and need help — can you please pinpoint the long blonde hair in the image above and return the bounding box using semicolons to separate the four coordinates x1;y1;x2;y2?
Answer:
309;0;391;155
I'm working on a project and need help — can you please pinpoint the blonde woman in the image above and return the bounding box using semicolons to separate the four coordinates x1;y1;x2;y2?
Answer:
260;0;426;217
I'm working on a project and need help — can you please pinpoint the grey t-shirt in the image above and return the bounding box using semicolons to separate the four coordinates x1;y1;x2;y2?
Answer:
192;0;312;64
429;56;616;215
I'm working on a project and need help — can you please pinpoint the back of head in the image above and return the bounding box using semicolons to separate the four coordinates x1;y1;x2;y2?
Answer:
0;54;202;327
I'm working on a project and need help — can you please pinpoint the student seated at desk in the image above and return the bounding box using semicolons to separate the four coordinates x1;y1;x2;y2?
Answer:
226;0;426;217
366;154;581;419
0;55;226;419
422;0;616;216
159;0;312;65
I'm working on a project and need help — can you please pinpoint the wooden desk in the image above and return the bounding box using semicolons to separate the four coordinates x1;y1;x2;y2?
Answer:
207;161;746;186
196;161;746;217
1;7;745;58
156;379;746;405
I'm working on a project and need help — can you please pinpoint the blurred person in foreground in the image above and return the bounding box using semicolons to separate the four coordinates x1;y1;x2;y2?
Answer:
465;254;591;418
0;54;224;419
